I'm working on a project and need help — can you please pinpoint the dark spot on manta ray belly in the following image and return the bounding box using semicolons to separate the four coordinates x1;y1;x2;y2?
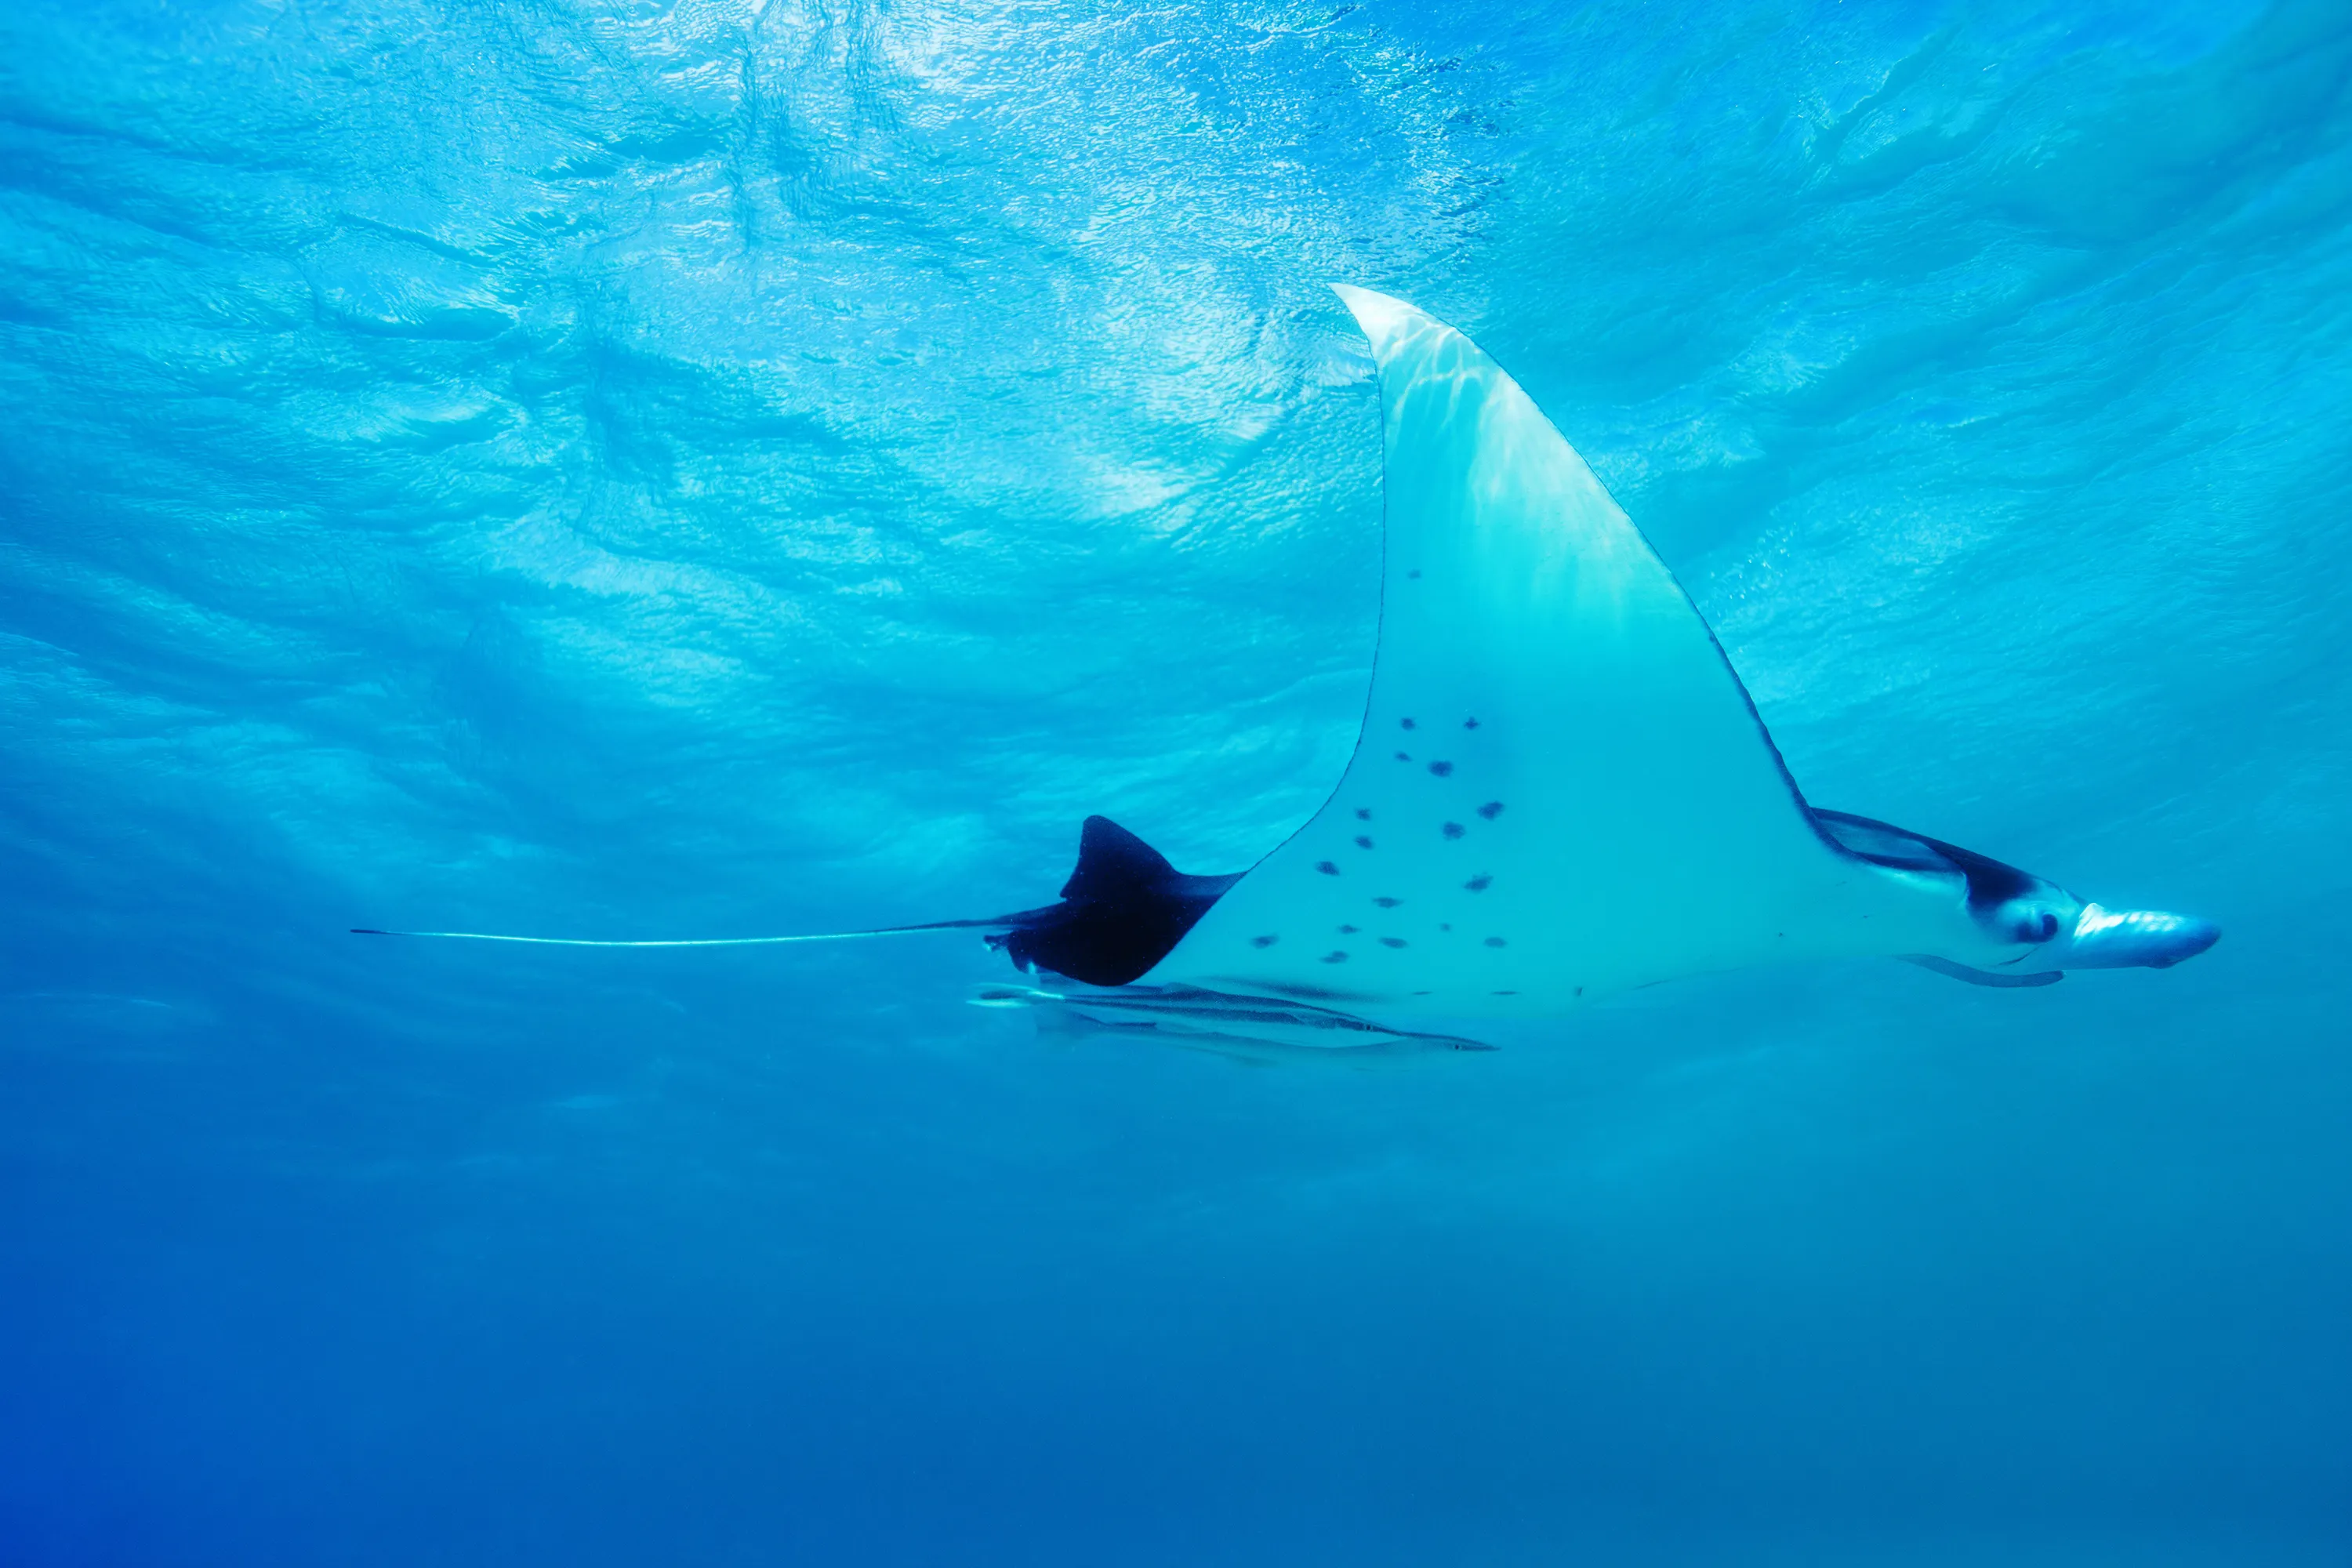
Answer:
1465;874;1492;891
1355;835;1374;849
1407;569;1421;579
1442;822;1464;839
1316;861;1340;876
1477;801;1504;819
1374;897;1401;908
1491;990;1518;996
1428;760;1454;777
1250;935;1278;948
1400;717;1417;730
1439;923;1452;931
1394;751;1410;762
1356;808;1372;821
1379;937;1407;949
1320;950;1349;964
1484;937;1507;948
1338;924;1359;935
1464;717;1480;729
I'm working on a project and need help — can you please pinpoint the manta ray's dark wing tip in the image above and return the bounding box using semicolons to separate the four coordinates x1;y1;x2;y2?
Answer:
1001;817;1243;986
1060;815;1181;902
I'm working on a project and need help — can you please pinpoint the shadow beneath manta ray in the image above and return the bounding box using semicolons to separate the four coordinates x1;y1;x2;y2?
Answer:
971;981;1495;1063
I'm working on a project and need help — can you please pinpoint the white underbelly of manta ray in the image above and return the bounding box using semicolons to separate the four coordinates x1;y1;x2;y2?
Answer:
1086;285;2216;1020
358;286;2217;1040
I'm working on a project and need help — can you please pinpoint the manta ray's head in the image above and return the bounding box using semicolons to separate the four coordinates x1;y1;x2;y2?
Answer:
1964;874;2219;975
1813;810;2220;980
2043;902;2221;970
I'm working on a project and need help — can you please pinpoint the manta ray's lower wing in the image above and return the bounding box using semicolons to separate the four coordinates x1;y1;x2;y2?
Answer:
1146;287;1882;1016
1900;954;2064;989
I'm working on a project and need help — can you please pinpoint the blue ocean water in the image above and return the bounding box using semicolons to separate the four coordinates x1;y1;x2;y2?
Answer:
3;0;2348;1561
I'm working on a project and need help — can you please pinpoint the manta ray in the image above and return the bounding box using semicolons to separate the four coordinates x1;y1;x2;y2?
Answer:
361;287;2216;1052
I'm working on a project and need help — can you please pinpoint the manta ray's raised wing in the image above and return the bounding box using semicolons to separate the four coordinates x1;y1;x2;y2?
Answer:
1142;286;1922;1015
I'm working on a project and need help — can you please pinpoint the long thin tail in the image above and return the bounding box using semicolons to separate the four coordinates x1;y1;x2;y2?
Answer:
350;917;1005;949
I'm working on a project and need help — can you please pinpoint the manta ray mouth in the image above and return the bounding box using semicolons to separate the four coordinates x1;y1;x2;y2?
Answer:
2065;905;2221;969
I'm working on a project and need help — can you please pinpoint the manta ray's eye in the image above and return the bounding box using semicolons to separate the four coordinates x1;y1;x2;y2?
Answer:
2014;909;2060;943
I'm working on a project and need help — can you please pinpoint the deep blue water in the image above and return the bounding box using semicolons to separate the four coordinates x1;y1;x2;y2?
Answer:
4;1;2350;1563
